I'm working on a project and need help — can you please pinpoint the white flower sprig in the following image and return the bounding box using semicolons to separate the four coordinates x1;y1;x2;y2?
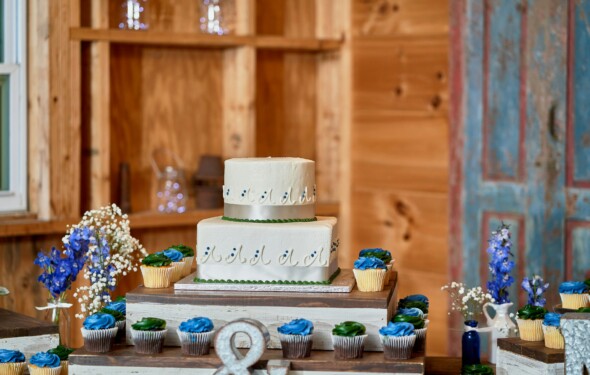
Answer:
441;282;495;321
65;204;148;319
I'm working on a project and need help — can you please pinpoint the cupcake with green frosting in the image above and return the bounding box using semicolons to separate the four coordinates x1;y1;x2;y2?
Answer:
176;317;215;356
516;305;547;341
169;244;195;277
156;248;185;282
131;317;167;354
140;253;173;288
353;257;388;292
47;346;73;375
359;248;394;284
461;364;494;374
28;352;61;375
331;321;367;359
393;312;428;353
81;312;118;353
398;294;429;316
0;349;26;375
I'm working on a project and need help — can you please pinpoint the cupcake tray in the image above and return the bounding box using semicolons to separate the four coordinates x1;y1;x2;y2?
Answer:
68;345;426;374
496;337;564;375
173;269;356;293
126;271;398;351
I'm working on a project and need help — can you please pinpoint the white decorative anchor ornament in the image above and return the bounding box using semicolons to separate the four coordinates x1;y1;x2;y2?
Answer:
561;313;590;375
214;318;290;375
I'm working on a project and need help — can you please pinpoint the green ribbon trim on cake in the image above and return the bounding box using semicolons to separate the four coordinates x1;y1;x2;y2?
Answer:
221;216;318;223
194;268;340;285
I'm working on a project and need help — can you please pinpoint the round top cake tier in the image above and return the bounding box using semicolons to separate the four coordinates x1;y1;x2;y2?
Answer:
223;157;316;221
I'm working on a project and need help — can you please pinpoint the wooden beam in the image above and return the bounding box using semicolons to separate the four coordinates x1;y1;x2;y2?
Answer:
222;0;256;158
88;1;111;208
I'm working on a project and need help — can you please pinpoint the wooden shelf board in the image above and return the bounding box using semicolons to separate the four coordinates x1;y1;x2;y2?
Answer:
0;203;339;237
70;28;342;51
70;345;425;373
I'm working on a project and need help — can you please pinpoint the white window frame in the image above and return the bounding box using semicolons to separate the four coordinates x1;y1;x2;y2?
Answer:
0;0;27;212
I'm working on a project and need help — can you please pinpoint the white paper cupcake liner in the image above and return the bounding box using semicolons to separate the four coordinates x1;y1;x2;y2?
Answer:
413;326;427;353
170;261;185;282
516;319;544;341
542;325;565;349
560;293;590;310
131;328;167;354
27;365;62;375
176;329;215;356
381;334;416;360
332;334;368;359
81;327;118;353
0;362;26;375
140;265;173;288
278;333;313;359
182;256;195;277
353;269;387;292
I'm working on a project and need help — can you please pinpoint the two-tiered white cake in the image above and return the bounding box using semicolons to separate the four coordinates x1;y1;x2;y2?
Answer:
196;157;339;283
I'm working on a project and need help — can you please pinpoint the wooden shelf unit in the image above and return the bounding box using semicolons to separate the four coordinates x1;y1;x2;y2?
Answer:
79;0;347;216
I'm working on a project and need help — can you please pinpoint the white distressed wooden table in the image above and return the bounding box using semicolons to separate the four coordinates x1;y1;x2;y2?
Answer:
496;337;564;375
0;308;60;359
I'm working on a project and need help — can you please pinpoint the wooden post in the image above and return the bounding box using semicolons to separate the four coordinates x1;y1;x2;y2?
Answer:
222;0;256;158
89;1;111;209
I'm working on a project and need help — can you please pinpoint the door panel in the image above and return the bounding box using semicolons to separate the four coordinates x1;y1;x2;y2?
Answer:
450;0;590;355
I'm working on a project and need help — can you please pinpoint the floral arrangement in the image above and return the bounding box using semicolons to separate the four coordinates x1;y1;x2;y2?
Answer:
441;282;494;321
521;275;549;307
67;204;147;319
486;224;515;304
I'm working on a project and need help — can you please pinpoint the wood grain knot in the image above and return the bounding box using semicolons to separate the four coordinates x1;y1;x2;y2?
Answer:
430;95;442;109
394;86;403;96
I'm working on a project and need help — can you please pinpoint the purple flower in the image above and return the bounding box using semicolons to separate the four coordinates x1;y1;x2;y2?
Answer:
521;275;549;307
486;224;515;304
34;245;87;298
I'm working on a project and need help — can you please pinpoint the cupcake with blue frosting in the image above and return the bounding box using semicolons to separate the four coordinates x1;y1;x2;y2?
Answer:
156;248;186;282
176;317;215;356
81;312;118;353
559;281;589;309
168;244;195;277
277;319;314;359
359;248;394;284
102;296;127;343
542;313;564;349
28;352;61;375
0;349;26;375
353;257;388;292
379;322;416;360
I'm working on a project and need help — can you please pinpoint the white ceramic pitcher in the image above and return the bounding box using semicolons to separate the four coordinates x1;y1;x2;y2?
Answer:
483;302;517;364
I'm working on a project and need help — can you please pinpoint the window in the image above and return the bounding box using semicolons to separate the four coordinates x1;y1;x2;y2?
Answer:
0;0;26;212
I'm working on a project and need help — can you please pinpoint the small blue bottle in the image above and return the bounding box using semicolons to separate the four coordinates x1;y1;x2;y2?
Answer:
462;320;481;367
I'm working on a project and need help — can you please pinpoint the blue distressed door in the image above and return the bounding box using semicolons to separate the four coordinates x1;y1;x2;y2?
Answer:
450;0;590;350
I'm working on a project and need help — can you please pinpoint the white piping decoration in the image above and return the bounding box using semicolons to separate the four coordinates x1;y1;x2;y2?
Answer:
302;248;325;267
201;246;222;263
277;249;299;266
249;246;271;265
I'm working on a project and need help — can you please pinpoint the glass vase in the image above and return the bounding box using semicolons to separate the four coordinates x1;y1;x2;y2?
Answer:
45;297;72;347
462;320;481;368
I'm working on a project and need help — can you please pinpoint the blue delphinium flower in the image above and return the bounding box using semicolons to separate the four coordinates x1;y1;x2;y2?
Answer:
521;275;549;307
486;224;515;304
34;245;87;299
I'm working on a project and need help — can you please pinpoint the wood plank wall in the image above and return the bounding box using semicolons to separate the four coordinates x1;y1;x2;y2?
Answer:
348;0;449;355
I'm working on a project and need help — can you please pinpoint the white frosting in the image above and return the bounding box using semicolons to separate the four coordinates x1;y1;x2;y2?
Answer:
223;158;316;207
196;216;338;282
